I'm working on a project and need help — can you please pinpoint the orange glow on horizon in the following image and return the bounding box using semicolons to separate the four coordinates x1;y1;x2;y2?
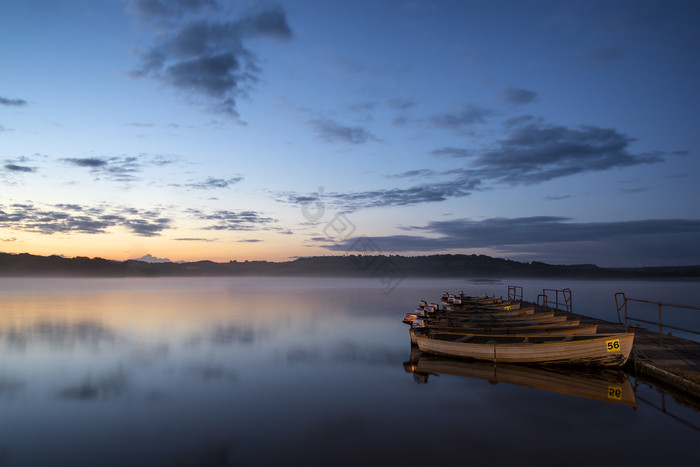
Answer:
0;229;325;263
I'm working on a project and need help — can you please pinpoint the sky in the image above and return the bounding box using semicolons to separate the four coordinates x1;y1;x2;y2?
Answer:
0;0;698;267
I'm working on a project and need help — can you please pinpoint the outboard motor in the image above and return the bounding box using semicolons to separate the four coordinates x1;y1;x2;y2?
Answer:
402;313;417;324
412;318;428;329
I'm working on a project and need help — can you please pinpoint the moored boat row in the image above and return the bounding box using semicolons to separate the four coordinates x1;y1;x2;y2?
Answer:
403;290;634;367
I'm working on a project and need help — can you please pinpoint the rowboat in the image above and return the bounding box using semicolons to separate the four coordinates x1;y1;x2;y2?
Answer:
408;323;599;344
414;315;575;332
442;307;545;321
403;306;535;324
403;352;637;407
445;311;560;323
446;305;535;316
446;301;523;312
413;332;635;367
417;318;582;333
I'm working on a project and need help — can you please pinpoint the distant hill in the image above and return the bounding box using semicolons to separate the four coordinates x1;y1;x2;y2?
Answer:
0;252;698;278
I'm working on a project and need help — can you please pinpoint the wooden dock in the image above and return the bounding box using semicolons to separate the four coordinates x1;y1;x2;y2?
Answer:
440;290;700;404
565;311;700;404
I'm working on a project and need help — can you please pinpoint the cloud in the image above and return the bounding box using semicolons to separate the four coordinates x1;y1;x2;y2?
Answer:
4;164;35;173
387;169;437;179
128;0;292;118
503;87;538;105
317;217;700;266
430;104;492;130
0;202;171;237
62;154;175;183
283;183;477;212
188;208;277;231
430;147;471;158
0;96;27;107
184;176;243;189
64;157;108;168
308;118;381;145
444;117;666;185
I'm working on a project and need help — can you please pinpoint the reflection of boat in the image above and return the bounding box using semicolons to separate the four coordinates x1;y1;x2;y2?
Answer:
413;332;635;367
408;323;598;344
403;351;637;408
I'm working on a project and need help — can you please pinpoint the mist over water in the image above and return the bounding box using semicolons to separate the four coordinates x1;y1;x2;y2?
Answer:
0;277;697;466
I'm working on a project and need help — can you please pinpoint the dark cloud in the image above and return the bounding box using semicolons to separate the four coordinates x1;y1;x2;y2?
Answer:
185;176;243;189
188;208;276;231
0;202;171;237
124;217;171;237
308;118;381;145
129;1;292;118
431;104;492;130
62;155;174;183
503;87;538;105
445;117;665;185
0;96;27;107
317;217;700;266
64;158;108;168
4;164;35;173
174;237;215;242
238;239;262;243
283;183;476;212
387;169;436;179
430;147;471;158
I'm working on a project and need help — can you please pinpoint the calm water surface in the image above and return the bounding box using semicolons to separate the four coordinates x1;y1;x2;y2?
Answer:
0;277;698;466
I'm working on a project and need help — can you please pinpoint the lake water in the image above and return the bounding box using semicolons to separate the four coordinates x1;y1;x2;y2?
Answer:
0;277;698;466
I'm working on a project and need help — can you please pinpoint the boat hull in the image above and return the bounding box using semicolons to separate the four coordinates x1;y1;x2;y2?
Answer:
414;333;634;367
409;323;598;344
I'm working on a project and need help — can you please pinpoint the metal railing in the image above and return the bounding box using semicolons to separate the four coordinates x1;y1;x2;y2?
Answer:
614;292;700;345
537;288;572;313
508;285;523;302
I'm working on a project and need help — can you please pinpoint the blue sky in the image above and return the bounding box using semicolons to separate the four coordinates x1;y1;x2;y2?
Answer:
1;0;698;267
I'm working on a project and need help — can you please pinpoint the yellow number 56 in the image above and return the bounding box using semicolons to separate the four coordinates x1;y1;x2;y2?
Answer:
606;339;621;352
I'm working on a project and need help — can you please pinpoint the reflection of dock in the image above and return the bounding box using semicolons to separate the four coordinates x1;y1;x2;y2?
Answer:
404;348;637;408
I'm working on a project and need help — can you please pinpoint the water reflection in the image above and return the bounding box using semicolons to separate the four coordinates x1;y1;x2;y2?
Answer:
0;277;697;466
404;346;638;408
57;368;127;401
0;320;117;350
